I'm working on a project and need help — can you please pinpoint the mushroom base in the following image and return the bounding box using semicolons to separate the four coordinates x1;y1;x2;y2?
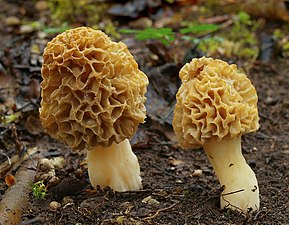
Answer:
203;136;259;213
87;139;142;192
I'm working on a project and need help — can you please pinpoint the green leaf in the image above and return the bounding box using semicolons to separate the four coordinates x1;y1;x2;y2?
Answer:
118;29;140;34
32;181;47;200
1;112;21;125
119;28;175;46
180;24;219;34
43;23;71;34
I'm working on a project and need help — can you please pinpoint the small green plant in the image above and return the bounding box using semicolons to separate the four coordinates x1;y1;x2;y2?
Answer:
190;11;259;62
32;180;47;200
43;23;71;34
119;10;259;68
119;28;175;46
0;112;21;125
180;23;219;35
223;208;234;217
119;24;220;46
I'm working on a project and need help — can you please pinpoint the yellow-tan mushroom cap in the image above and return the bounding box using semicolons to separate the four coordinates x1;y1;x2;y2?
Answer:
173;57;259;149
40;27;148;151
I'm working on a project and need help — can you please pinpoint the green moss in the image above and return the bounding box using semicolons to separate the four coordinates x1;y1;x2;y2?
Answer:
47;0;121;38
194;11;259;62
48;0;108;25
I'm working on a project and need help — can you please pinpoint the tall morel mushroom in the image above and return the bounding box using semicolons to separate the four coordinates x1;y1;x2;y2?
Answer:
40;27;148;192
173;57;260;213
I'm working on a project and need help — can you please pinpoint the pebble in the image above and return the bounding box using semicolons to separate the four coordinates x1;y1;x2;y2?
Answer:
35;0;48;11
62;196;74;205
5;16;21;26
142;196;160;206
47;176;60;187
265;96;278;105
49;201;61;211
37;158;55;172
192;169;203;177
147;198;160;206
129;17;153;29
50;156;67;169
137;207;151;217
19;24;35;34
142;196;151;203
37;31;48;39
175;179;183;184
189;184;203;193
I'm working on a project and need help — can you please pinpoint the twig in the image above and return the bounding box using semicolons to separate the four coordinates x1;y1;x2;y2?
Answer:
144;200;180;220
0;147;38;178
152;164;182;178
222;197;246;215
253;209;267;220
57;211;64;225
220;188;244;197
0;86;18;91
0;152;11;166
195;18;234;39
19;217;44;225
121;189;152;194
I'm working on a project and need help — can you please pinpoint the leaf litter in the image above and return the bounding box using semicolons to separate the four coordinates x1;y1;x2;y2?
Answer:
0;0;288;224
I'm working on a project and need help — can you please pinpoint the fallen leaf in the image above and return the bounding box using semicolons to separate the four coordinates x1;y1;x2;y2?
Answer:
5;174;16;187
25;113;43;135
243;0;289;22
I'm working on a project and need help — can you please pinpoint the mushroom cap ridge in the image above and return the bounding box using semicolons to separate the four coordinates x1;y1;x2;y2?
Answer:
173;57;259;149
40;27;148;151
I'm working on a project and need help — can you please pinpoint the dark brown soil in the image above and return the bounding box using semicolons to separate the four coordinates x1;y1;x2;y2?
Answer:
0;1;288;225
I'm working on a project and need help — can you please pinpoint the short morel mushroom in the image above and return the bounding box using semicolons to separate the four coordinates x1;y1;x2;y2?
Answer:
40;27;148;192
173;57;260;213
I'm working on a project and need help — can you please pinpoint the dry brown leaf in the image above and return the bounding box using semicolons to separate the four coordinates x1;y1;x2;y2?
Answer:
5;174;16;187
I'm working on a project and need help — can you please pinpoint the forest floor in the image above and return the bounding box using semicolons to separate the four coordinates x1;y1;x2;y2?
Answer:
0;1;288;224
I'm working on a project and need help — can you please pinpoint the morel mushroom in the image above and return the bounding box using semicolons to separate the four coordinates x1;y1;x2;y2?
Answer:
40;27;148;192
173;57;260;213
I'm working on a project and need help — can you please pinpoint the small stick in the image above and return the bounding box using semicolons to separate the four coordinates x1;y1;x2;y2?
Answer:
0;152;11;166
144;201;180;220
19;217;44;225
220;189;244;196
0;147;38;178
152;164;182;178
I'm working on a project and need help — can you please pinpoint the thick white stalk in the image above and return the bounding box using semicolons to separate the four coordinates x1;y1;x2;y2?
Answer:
203;136;259;213
87;139;142;192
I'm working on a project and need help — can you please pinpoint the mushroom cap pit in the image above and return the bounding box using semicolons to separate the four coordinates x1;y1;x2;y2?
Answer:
173;57;259;149
40;27;148;151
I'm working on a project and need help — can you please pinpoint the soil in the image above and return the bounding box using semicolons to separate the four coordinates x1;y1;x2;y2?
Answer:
0;1;288;225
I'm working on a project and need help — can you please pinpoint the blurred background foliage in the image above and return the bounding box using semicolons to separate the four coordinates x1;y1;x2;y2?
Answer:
47;0;120;38
38;0;288;69
2;0;289;71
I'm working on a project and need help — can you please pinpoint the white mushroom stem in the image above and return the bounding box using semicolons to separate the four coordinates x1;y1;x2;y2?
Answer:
86;138;142;192
203;136;259;213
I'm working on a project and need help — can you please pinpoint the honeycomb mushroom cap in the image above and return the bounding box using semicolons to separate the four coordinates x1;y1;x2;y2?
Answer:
173;57;259;149
40;27;148;151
